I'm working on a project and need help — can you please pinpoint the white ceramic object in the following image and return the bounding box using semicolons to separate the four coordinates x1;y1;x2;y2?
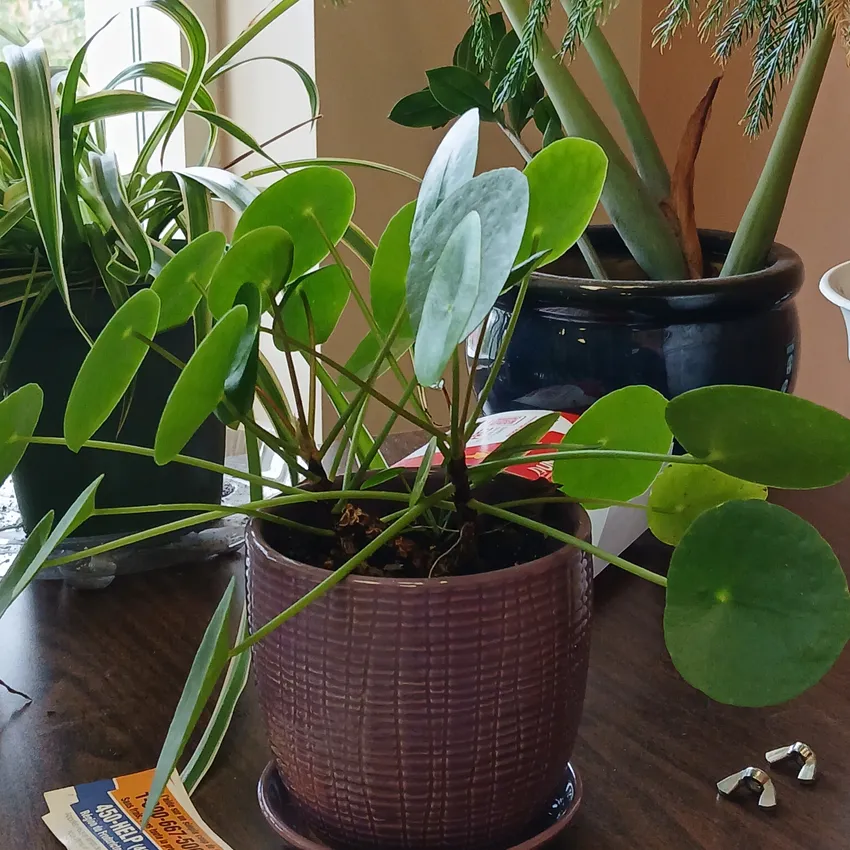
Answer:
820;261;850;359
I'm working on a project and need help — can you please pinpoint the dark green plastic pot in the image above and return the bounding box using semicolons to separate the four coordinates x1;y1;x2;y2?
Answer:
0;286;225;537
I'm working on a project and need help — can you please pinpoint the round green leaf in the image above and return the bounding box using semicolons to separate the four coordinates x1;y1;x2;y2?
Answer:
666;385;850;488
152;232;226;332
233;167;355;281
371;201;415;337
207;226;293;319
155;305;248;465
389;89;453;129
278;265;350;348
648;464;767;546
553;386;672;502
64;289;161;452
520;138;607;265
665;500;850;706
427;66;494;119
0;383;43;488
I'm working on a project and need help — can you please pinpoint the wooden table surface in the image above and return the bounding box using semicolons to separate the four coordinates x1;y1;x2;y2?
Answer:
2;481;849;849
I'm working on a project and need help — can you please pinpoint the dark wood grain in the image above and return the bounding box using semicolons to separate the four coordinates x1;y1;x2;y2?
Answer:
2;477;849;849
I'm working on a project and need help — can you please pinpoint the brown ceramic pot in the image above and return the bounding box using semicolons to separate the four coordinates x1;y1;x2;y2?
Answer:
247;474;593;850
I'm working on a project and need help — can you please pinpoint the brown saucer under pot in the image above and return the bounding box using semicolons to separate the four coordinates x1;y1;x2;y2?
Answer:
246;473;593;850
258;759;583;850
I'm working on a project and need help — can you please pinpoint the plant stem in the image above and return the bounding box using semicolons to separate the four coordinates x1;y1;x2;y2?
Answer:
44;486;458;570
133;332;185;370
231;486;455;654
494;495;653;511
312;213;432;423
245;430;263;502
351;378;420;489
461;314;489;428
572;12;671;203
285;336;447;441
498;122;608;280
721;26;834;276
498;0;687;280
470;500;668;587
315;361;386;469
24;436;298;494
474;448;704;474
465;272;531;439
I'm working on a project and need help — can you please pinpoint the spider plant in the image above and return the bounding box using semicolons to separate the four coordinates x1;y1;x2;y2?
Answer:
0;0;319;353
391;0;839;281
0;110;849;825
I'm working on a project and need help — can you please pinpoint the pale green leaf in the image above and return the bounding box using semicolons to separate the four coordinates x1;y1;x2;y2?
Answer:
64;289;161;452
233;167;355;281
152;232;226;331
155;305;248;464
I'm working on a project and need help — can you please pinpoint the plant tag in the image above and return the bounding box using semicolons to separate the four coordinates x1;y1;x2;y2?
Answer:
43;769;235;850
394;409;577;481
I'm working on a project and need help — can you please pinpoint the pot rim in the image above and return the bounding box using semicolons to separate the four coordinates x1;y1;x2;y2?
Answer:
820;259;850;309
531;227;803;299
246;488;592;589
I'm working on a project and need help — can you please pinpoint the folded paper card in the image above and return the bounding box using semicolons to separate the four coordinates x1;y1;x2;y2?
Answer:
43;770;233;850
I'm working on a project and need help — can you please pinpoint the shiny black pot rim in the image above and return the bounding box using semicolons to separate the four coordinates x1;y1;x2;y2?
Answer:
528;228;802;307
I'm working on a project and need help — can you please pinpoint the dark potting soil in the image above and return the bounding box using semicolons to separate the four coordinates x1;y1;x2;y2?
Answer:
261;476;573;580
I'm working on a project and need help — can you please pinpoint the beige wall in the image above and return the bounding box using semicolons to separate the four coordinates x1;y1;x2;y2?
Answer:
313;0;643;426
640;0;850;416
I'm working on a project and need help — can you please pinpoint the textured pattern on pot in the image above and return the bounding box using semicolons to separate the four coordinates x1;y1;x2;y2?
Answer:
247;495;593;850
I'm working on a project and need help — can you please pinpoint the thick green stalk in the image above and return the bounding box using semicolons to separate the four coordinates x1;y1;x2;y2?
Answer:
575;16;671;203
722;26;833;277
498;0;687;280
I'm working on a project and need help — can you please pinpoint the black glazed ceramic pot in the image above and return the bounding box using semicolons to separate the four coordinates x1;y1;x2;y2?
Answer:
470;227;802;414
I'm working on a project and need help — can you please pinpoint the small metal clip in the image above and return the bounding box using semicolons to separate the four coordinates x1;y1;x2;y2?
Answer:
717;767;777;809
765;742;817;784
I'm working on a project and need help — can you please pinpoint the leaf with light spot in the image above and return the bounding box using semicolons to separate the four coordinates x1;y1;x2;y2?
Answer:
648;463;767;545
665;500;850;706
667;385;850;488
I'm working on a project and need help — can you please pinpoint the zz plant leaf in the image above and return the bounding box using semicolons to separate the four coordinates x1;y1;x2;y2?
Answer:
648;464;767;546
427;67;495;121
554;386;672;502
155;304;248;464
666;385;850;488
233;167;355;281
151;231;226;331
64;289;161;452
389;89;453;129
665;500;850;707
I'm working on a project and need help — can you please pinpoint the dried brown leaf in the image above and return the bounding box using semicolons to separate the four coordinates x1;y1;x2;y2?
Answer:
665;75;722;279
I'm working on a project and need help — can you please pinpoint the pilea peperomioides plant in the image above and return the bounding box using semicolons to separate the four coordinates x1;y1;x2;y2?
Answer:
1;110;849;826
